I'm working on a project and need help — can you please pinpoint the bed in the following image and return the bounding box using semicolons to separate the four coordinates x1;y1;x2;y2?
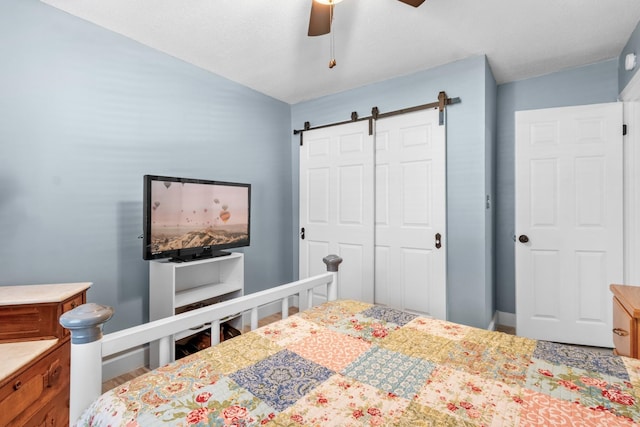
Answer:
62;257;640;426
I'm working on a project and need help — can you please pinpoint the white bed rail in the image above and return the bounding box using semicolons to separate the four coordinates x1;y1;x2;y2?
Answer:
60;255;342;425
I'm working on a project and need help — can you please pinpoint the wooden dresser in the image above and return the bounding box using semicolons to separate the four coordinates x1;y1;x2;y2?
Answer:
0;283;90;426
610;284;640;359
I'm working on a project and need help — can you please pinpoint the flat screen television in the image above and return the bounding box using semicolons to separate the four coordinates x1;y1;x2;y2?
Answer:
143;175;251;262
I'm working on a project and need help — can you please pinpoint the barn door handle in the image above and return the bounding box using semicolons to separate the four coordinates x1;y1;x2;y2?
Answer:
435;233;442;249
300;227;305;240
518;235;529;243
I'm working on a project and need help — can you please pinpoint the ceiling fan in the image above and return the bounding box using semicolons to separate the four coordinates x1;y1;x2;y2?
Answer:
308;0;426;37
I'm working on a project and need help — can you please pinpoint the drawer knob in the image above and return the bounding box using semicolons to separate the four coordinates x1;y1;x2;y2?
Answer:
13;380;22;391
613;328;629;337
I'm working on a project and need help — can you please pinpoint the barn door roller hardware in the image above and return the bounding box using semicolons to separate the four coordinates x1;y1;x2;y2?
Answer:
294;91;461;145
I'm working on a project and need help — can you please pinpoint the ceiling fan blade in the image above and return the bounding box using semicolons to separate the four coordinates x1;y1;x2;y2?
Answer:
398;0;426;6
308;1;332;36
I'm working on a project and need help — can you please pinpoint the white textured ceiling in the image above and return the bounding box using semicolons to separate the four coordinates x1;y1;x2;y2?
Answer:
41;0;640;104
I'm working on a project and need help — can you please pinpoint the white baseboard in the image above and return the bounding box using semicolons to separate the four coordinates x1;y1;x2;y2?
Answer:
102;346;148;382
497;311;516;328
487;311;499;331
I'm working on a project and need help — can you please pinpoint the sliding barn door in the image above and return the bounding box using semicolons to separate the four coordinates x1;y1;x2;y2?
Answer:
515;102;623;347
374;108;447;318
299;120;375;303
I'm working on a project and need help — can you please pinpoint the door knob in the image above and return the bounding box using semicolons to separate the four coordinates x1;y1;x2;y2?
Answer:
518;235;529;243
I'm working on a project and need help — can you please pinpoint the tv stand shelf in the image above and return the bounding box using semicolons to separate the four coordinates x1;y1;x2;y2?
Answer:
175;282;243;308
149;253;244;368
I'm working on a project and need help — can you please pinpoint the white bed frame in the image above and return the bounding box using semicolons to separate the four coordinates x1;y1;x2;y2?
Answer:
60;255;342;425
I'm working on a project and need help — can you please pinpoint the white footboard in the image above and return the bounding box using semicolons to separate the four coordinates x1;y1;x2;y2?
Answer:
60;255;342;426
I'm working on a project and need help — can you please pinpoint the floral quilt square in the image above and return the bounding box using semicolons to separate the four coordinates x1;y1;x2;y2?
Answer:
342;346;436;399
288;328;371;372
526;358;640;422
298;300;372;327
398;402;478;427
465;328;537;359
254;316;322;347
136;376;277;426
229;349;333;412
403;316;472;341
326;313;401;344
271;373;411;426
518;387;638;427
443;336;533;386
359;305;418;326
116;368;208;399
533;340;628;380
379;326;454;363
414;365;524;425
198;332;283;375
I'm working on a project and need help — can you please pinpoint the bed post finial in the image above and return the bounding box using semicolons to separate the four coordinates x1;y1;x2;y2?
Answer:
323;254;342;301
323;254;343;272
60;303;114;344
60;303;114;424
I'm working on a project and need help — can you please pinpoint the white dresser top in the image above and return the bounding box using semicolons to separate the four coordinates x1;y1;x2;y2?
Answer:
0;339;58;382
0;282;91;306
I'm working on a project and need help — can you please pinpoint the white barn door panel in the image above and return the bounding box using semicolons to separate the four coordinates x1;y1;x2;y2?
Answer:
299;121;375;303
515;102;623;347
374;108;447;318
299;109;447;318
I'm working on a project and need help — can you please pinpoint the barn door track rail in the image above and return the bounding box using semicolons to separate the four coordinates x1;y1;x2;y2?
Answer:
293;91;461;145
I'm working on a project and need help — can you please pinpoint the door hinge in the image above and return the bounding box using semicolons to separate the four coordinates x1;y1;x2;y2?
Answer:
623;124;628;136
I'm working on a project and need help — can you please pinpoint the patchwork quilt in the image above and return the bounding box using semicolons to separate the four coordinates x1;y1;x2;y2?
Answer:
77;300;640;426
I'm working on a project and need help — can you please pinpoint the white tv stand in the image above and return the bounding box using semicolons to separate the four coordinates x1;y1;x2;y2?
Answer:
148;253;244;368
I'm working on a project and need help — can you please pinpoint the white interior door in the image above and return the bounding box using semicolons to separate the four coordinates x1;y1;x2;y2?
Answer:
299;120;374;303
515;102;623;347
374;108;447;318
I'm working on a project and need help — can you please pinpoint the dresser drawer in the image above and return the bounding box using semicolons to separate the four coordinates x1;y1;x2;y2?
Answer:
62;293;83;313
0;304;59;343
0;291;87;343
0;343;70;426
22;385;70;427
61;293;85;338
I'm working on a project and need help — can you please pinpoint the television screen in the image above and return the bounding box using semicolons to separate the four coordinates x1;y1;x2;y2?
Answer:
143;175;251;261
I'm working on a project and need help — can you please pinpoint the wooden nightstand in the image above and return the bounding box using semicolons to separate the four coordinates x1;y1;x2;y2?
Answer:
0;283;90;426
610;284;640;359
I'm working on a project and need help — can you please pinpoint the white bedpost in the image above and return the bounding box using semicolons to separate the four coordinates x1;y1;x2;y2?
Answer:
59;303;114;426
158;335;172;366
323;254;342;301
250;306;259;330
211;319;221;345
306;289;313;309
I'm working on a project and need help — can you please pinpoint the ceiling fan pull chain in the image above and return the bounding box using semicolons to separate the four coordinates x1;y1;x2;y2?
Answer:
329;2;336;68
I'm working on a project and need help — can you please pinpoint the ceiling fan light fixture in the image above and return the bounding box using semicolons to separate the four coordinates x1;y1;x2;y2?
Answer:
314;0;343;4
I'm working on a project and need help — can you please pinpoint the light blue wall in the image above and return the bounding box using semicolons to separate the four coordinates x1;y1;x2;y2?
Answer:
291;56;496;328
495;59;619;314
0;1;294;333
620;20;640;93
